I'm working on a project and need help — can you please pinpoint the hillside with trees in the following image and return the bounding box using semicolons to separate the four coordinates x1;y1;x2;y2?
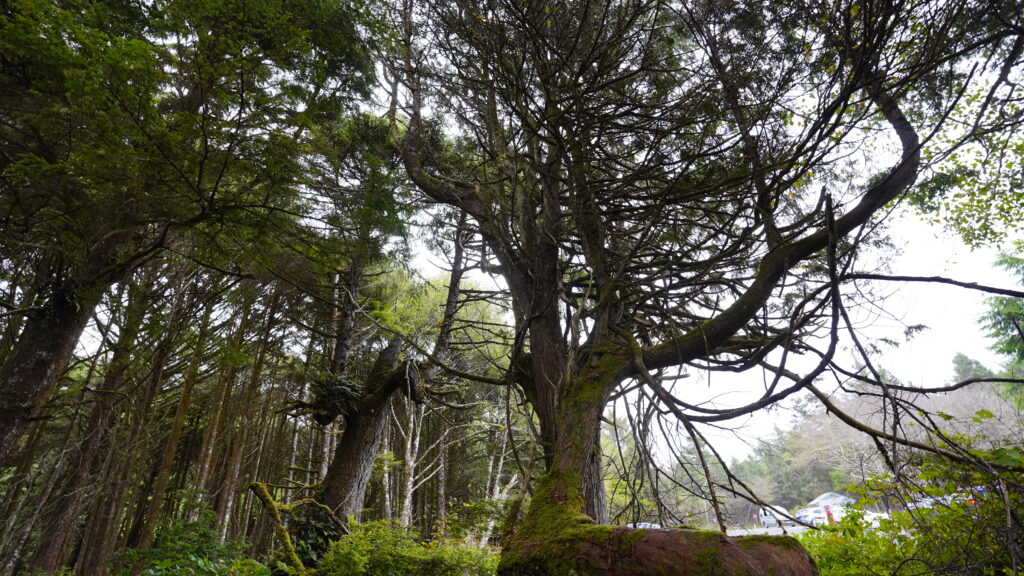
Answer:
1;0;1023;575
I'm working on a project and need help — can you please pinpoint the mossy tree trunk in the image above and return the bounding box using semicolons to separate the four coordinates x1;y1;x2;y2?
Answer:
320;216;468;523
0;280;108;464
499;360;818;576
394;2;930;573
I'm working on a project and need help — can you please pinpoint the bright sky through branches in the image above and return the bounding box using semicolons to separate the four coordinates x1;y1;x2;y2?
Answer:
416;207;1020;461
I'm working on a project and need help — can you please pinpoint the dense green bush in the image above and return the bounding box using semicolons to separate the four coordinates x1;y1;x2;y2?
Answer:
113;508;269;576
799;510;920;576
317;521;498;576
800;464;1023;576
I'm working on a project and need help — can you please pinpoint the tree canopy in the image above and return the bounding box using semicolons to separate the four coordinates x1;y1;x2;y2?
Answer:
1;0;1023;575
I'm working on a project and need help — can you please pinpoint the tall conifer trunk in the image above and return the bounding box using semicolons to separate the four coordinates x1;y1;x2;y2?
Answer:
29;280;148;572
321;340;401;520
134;301;213;551
0;282;106;463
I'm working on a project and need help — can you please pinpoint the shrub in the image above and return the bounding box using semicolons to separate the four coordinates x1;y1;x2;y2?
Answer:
798;510;917;576
317;521;498;576
113;507;269;576
799;464;1023;576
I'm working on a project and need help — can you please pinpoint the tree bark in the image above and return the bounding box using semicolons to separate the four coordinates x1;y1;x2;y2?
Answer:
321;339;402;521
398;402;424;527
194;289;256;500
0;282;106;464
215;288;283;541
319;216;468;523
29;280;148;572
499;368;816;576
77;301;176;576
435;417;448;538
134;300;214;551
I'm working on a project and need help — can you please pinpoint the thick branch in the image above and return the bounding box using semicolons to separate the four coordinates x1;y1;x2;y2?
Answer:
639;83;921;376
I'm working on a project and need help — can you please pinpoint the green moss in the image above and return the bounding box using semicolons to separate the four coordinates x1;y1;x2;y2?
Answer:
676;528;726;542
619;528;646;548
735;534;804;551
499;523;650;576
692;543;726;576
499;478;648;576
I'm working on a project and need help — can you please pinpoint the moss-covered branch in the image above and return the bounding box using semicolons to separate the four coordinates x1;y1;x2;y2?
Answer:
248;482;305;574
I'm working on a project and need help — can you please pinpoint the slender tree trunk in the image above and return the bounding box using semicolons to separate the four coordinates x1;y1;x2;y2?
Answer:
382;422;393;522
1;453;62;576
318;423;333;481
76;438;133;576
306;418;318;491
134;302;213;551
0;414;47;525
398;402;424;528
215;289;282;541
5;336;97;571
287;341;314;491
435;418;448;538
29;282;146;572
194;290;256;500
78;297;178;576
0;414;67;576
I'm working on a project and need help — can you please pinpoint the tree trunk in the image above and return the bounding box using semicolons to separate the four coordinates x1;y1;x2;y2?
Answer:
498;368;817;576
29;281;147;572
194;290;256;500
382;422;393;522
0;282;106;463
321;340;402;521
318;423;333;481
318;215;468;524
77;308;175;576
0;425;62;576
134;302;213;551
435;418;448;538
215;289;282;541
398;402;423;528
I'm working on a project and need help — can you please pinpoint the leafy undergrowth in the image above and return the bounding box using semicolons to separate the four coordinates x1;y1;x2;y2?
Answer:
104;517;497;576
112;511;270;576
798;463;1023;576
317;521;498;576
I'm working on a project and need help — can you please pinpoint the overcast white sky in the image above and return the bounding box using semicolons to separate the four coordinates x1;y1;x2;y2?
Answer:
693;208;1022;460
867;211;1015;385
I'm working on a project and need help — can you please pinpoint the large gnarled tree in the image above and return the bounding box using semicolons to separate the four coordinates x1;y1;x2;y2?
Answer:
391;0;1024;573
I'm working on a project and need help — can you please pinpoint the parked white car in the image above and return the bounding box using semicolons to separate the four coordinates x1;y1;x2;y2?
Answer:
795;492;858;526
794;505;830;526
757;505;796;527
795;504;889;527
807;492;855;508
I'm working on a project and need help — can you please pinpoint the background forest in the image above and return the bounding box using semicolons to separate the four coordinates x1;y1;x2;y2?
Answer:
1;0;1023;575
